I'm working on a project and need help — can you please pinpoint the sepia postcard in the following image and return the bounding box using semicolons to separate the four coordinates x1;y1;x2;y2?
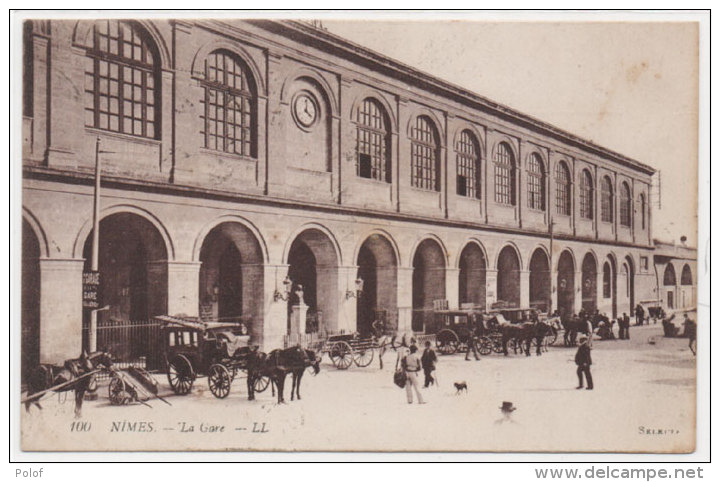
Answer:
13;11;705;456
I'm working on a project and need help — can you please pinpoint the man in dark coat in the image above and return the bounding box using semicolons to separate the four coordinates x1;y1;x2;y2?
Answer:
421;341;438;387
575;335;593;390
635;304;645;326
683;314;697;356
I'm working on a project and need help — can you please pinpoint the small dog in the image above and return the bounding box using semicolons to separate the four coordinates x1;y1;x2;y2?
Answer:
454;381;468;394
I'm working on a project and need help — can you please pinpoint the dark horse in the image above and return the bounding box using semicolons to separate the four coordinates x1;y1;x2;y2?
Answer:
23;351;113;418
246;346;320;403
489;318;553;356
562;318;591;346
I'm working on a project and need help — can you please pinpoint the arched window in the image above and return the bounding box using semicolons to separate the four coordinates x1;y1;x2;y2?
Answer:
455;130;480;198
579;169;594;220
200;50;256;157
555;161;571;216
640;193;647;229
603;262;611;298
681;264;693;285
356;98;391;182
527;153;545;211
84;20;159;138
410;116;440;191
494;142;516;205
620;182;632;227
663;264;676;286
601;176;614;223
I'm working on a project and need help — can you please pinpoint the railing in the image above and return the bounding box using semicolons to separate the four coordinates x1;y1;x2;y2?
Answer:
83;319;163;378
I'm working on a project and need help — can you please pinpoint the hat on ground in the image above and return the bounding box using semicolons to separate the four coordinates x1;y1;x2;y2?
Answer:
500;401;516;412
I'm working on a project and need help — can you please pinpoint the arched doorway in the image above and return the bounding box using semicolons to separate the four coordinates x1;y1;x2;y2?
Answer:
198;222;264;337
581;253;597;314
458;243;486;310
663;264;677;310
22;219;41;383
356;234;398;337
412;239;446;332
557;250;575;319
680;264;693;309
81;213;168;365
603;255;618;318
529;248;550;313
496;245;520;308
287;229;339;334
621;256;634;315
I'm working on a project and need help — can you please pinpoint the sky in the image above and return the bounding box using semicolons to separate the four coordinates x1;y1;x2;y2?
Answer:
323;17;700;246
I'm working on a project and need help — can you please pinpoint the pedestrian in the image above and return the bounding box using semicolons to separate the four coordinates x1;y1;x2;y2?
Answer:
421;341;437;387
401;344;425;404
635;304;645;326
683;313;697;356
622;312;631;340
575;335;593;390
465;321;481;361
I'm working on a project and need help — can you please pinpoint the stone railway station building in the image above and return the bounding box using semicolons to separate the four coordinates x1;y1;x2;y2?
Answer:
21;19;697;372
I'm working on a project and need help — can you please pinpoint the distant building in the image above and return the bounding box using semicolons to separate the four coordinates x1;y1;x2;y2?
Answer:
22;19;691;374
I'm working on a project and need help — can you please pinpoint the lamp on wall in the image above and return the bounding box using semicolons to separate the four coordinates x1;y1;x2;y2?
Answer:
274;276;293;302
211;284;219;302
346;277;364;300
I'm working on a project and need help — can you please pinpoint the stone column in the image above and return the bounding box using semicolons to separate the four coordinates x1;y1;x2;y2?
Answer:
485;269;498;308
290;303;308;337
336;266;359;334
166;261;201;317
519;269;531;309
261;264;290;351
39;258;85;363
396;267;414;333
575;270;585;314
445;267;460;309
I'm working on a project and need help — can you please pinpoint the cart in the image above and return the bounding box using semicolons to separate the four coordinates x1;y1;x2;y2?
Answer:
429;308;489;355
317;333;376;370
108;366;171;407
157;315;270;399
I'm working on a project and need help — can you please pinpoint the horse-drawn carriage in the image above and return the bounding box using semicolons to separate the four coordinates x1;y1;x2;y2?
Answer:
429;304;492;355
157;315;270;399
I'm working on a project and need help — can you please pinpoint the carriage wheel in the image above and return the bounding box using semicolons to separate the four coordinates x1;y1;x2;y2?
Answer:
353;347;374;367
477;337;493;356
167;355;195;395
253;375;271;393
436;329;459;355
208;364;232;399
330;341;354;370
108;375;128;405
490;333;505;354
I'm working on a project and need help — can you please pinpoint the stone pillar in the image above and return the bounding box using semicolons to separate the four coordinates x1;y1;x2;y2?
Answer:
445;267;460;309
519;269;531;309
336;266;358;334
166;261;201;317
550;266;558;314
575;270;585;314
261;264;290;351
485;269;498;308
290;303;308;336
396;267;414;333
39;258;85;363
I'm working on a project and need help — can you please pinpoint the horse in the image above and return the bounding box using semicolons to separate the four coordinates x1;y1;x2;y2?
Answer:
488;317;553;356
562;318;592;346
23;351;113;418
246;346;320;403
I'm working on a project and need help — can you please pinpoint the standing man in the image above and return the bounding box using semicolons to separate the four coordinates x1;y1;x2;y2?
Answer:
622;312;631;340
635;304;645;326
402;345;425;404
683;313;697;356
575;335;594;390
465;320;481;361
421;341;438;387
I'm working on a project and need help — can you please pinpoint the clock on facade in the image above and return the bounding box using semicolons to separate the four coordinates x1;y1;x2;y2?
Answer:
293;93;318;128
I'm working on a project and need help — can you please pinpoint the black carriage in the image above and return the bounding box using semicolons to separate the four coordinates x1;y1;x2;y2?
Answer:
157;315;270;399
429;307;490;355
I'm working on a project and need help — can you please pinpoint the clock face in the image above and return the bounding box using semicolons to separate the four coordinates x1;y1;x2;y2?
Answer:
294;94;317;127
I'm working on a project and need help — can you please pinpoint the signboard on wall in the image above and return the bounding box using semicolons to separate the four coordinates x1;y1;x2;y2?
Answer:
82;271;100;309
